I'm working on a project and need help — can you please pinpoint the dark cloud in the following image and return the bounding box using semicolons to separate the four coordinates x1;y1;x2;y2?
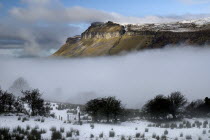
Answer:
0;17;81;57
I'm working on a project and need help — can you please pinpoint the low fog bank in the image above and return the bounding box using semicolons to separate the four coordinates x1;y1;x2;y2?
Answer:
0;45;210;108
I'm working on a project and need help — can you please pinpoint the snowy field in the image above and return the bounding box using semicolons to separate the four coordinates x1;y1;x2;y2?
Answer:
0;115;210;140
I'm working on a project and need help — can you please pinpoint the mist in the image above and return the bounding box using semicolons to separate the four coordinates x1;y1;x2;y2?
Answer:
1;45;210;108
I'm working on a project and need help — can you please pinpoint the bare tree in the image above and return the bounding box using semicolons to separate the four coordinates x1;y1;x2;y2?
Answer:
85;97;124;123
8;77;30;96
21;89;49;116
168;91;187;119
142;95;171;120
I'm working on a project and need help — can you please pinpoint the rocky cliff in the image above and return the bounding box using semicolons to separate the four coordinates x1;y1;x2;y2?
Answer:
53;21;210;57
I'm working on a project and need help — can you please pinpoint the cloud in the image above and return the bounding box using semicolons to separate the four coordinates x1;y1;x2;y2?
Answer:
0;46;210;108
0;16;81;57
10;0;210;24
0;0;210;57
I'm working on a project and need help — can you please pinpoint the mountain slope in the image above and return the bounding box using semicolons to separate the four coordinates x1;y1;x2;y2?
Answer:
53;21;210;57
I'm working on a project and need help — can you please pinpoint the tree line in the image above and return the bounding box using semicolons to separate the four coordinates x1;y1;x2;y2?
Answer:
1;86;210;123
85;92;210;123
142;91;210;121
0;88;50;116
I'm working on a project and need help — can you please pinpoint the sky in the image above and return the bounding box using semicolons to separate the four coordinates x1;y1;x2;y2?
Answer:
0;0;210;57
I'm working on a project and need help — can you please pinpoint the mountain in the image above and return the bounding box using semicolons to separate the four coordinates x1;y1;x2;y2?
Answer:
53;20;210;57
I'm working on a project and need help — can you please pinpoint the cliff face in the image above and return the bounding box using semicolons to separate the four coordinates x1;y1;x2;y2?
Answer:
81;21;125;39
53;21;210;57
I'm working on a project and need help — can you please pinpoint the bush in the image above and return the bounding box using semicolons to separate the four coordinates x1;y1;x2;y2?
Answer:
34;125;39;129
90;123;94;129
85;97;124;123
195;121;202;128
164;130;168;135
90;134;94;138
75;130;80;136
204;120;208;125
185;135;192;140
135;132;140;138
11;133;25;140
99;132;103;138
27;128;41;140
41;118;45;122
60;127;65;133
163;123;170;128
18;116;21;120
161;135;167;140
22;117;28;122
66;131;72;137
26;125;30;131
148;124;152;127
170;123;177;129
109;131;115;137
40;129;46;134
156;123;161;127
180;132;183;137
179;123;183;129
152;133;156;138
51;131;62;140
13;126;28;135
0;127;11;139
140;133;145;138
50;126;56;132
186;121;192;128
203;130;206;134
121;135;126;140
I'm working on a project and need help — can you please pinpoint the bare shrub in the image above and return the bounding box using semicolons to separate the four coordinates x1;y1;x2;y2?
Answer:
135;132;140;138
109;131;115;137
164;130;168;135
51;131;62;140
185;135;192;140
50;126;56;132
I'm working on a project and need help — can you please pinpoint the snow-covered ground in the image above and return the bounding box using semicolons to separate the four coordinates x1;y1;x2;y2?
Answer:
0;115;210;140
0;103;210;139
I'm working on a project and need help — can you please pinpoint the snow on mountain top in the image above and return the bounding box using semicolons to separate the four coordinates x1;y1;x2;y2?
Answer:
179;17;210;25
121;17;210;26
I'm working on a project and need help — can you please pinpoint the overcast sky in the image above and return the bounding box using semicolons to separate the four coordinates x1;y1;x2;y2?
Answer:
0;0;210;57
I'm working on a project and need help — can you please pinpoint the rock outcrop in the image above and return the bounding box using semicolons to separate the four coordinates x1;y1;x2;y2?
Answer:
53;21;210;57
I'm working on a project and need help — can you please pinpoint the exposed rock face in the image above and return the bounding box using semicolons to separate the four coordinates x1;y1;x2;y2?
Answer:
66;35;81;44
53;21;210;57
81;21;125;39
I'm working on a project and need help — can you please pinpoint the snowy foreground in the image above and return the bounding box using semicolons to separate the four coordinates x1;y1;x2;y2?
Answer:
0;115;210;140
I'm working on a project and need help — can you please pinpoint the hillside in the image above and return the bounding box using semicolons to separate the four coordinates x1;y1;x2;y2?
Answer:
53;20;210;57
